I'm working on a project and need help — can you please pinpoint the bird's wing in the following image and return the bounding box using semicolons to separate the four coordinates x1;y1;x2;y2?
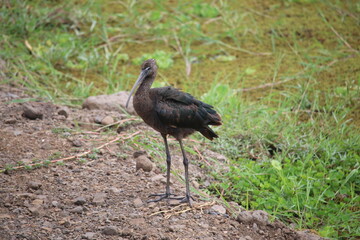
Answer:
150;87;220;128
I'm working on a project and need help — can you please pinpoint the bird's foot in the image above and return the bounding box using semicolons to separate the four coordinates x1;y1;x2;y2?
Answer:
147;193;178;203
179;194;194;207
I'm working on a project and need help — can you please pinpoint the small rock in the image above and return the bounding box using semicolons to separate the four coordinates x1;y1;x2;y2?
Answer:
108;187;121;193
23;104;43;120
136;155;153;172
133;198;143;208
51;201;60;207
102;226;118;236
252;222;259;231
297;230;323;240
237;210;269;226
129;218;146;226
150;174;165;182
133;151;146;158
192;180;200;189
70;206;83;214
28;205;42;216
28;181;42;190
168;224;186;232
32;199;44;206
73;196;86;206
92;192;107;205
4;118;16;124
82;232;96;240
211;205;227;215
252;210;269;226
101;116;114;125
83;91;136;114
13;130;22;136
57;107;69;118
71;139;83;147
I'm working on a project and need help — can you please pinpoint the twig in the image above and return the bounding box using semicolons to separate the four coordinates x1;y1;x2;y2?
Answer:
236;78;294;92
148;201;215;218
318;10;359;53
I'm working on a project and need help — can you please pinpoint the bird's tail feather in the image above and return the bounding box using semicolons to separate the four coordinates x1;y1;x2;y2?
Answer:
199;126;218;141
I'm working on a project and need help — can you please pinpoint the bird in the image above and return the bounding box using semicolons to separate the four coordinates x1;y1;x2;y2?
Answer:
126;59;222;206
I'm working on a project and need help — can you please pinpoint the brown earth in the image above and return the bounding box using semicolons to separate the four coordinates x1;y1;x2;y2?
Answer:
0;85;323;240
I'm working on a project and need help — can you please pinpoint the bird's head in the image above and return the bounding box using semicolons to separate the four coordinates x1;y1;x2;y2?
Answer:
126;59;158;108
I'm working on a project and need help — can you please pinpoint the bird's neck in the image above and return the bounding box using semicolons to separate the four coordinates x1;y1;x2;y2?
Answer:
135;76;154;99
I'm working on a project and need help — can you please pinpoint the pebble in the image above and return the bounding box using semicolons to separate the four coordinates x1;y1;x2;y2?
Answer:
92;192;107;205
82;232;96;240
102;226;118;235
23;105;43;120
150;174;165;182
4;118;16;124
136;155;153;172
57;107;69;118
51;201;60;207
28;181;42;190
13;130;22;136
133;198;143;208
101;116;114;125
237;210;269;226
211;205;227;215
70;206;83;214
73;196;86;206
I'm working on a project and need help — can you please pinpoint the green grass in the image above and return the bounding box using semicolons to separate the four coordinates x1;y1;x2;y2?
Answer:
1;0;359;238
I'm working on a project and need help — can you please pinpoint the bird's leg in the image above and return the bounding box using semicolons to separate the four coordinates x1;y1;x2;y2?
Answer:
148;134;176;202
179;139;193;206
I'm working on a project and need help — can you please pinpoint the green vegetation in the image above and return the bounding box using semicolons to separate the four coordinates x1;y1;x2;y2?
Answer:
1;0;359;238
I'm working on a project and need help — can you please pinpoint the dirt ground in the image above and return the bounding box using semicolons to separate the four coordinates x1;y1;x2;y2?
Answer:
0;85;323;240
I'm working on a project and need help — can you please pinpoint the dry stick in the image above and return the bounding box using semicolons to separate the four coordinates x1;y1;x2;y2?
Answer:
236;77;294;92
148;201;215;218
319;10;359;53
0;131;141;173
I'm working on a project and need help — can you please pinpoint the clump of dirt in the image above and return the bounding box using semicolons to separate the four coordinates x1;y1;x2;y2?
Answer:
0;85;323;239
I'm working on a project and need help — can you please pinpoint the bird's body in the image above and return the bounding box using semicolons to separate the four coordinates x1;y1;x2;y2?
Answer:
126;59;221;205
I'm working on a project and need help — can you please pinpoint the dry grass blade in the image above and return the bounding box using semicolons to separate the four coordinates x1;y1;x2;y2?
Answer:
148;201;215;219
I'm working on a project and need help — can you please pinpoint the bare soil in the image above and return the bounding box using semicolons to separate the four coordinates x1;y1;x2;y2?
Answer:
0;85;323;240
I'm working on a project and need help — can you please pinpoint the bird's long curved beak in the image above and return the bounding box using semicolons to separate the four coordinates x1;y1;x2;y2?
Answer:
126;69;148;108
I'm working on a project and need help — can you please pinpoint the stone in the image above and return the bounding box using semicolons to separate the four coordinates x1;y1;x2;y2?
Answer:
135;155;153;172
237;210;269;226
252;210;269;226
133;151;146;158
57;107;69;118
82;91;136;114
150;174;165;182
92;192;107;205
73;196;86;206
101;116;114;125
13;130;22;136
211;205;227;215
4;118;16;124
71;139;83;147
133;198;143;208
102;226;118;236
51;201;60;207
28;205;42;216
70;206;83;214
82;232;96;240
28;181;42;190
23;104;43;120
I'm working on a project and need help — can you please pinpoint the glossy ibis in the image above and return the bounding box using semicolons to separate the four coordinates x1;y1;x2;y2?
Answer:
126;59;222;206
